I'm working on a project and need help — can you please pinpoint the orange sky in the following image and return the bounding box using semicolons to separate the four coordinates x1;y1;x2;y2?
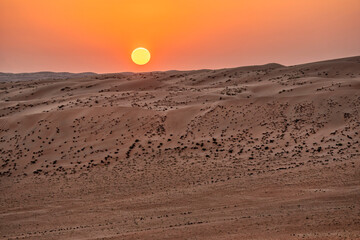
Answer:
1;0;359;73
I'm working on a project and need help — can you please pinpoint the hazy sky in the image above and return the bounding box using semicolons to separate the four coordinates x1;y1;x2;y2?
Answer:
1;0;359;73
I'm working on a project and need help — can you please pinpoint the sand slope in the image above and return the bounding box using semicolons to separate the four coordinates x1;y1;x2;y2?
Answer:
0;56;360;239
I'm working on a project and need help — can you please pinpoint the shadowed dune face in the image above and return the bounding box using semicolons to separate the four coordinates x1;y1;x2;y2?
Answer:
0;57;360;239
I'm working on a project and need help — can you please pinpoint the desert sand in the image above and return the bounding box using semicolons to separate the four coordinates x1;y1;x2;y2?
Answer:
0;56;359;239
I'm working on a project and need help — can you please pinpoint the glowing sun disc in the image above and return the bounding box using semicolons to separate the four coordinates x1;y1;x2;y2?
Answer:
131;47;151;65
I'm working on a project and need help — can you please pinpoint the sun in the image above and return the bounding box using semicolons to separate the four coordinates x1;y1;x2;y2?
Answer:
131;47;151;65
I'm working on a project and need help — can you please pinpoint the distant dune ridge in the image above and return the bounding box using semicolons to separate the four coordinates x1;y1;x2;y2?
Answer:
0;71;97;82
0;56;359;239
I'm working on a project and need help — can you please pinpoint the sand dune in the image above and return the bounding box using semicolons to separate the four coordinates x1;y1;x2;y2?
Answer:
0;56;359;239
